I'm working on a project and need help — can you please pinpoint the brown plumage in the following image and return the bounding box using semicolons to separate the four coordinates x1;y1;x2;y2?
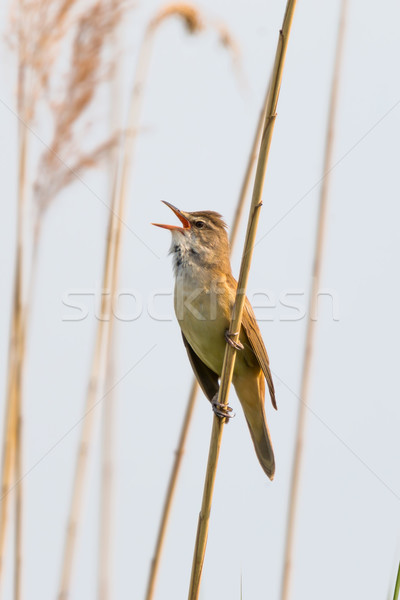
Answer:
153;202;277;479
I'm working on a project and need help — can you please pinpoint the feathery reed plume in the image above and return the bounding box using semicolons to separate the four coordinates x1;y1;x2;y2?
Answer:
9;0;76;123
144;80;269;600
188;3;297;598
279;3;347;599
34;0;124;223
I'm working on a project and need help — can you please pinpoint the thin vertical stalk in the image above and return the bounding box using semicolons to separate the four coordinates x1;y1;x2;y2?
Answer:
94;26;155;600
144;380;199;600
0;123;25;597
97;345;115;600
0;322;18;588
188;3;297;598
56;141;124;596
13;49;31;600
0;121;50;595
229;81;270;247
56;224;114;600
393;561;400;600
0;160;41;600
14;391;22;600
279;3;347;600
97;25;122;600
144;79;270;600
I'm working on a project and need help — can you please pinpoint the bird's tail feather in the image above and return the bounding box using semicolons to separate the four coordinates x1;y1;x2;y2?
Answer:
234;373;275;480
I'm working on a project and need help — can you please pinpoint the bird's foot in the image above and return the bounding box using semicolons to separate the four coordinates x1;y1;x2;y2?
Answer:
211;395;235;420
224;330;244;351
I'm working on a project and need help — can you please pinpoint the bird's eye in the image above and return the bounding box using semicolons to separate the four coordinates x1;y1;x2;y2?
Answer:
195;221;205;229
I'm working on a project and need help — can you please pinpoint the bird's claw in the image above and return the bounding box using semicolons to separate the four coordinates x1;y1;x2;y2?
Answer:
225;330;244;351
212;399;235;420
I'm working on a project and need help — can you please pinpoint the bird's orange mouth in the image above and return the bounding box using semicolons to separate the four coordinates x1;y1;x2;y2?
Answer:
152;201;191;232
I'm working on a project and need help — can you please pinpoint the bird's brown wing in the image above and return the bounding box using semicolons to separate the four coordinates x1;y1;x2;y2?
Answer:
241;299;277;410
181;332;219;402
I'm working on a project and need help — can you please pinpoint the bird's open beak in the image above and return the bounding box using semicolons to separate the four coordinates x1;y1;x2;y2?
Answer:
152;201;191;232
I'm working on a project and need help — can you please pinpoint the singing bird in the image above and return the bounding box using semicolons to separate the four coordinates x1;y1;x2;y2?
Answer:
153;202;277;479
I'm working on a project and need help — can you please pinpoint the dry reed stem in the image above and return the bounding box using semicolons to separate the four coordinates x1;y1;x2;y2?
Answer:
229;81;270;247
97;28;122;600
95;182;124;600
57;140;122;598
56;91;125;600
0;42;28;583
98;341;115;600
1;118;43;592
279;3;347;599
57;275;113;600
2;308;24;600
13;168;27;599
145;380;199;600
188;3;297;598
0;217;47;592
144;80;270;600
0;319;18;587
14;385;23;600
0;251;36;597
0;47;31;595
8;55;30;600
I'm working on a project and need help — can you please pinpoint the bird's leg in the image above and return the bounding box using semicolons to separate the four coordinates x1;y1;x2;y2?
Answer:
211;392;235;421
224;329;244;351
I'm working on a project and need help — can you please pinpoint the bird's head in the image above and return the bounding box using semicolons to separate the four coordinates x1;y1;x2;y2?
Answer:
153;201;231;274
